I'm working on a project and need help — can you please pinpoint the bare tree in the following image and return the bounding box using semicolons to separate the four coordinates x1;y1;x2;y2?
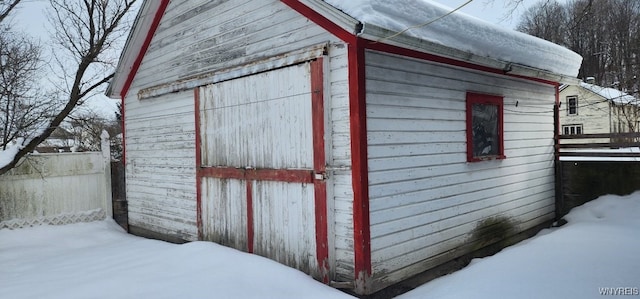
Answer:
0;30;54;150
0;0;22;24
516;0;567;45
67;110;122;159
0;0;137;175
517;0;640;88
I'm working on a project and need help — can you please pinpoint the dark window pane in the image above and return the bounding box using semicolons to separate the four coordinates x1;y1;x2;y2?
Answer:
568;97;578;115
576;126;582;134
564;127;569;135
472;103;499;157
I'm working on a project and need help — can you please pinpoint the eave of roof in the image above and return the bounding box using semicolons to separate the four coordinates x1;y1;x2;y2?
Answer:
106;0;168;99
108;0;581;99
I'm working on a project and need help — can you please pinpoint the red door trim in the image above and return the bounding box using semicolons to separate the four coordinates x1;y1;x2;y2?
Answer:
194;87;203;240
199;167;314;183
246;180;254;253
195;61;330;282
311;58;329;283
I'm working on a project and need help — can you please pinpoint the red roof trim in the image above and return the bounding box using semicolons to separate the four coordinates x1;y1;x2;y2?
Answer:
119;0;170;99
280;0;356;44
365;41;558;86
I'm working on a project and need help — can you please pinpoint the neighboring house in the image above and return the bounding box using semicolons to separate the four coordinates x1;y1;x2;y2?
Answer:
106;0;581;295
36;127;78;153
559;78;638;144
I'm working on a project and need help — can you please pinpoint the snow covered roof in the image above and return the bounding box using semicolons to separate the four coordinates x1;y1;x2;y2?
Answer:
323;0;582;80
579;82;637;105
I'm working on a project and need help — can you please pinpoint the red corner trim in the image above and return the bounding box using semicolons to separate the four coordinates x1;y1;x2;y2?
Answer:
311;58;329;283
194;87;203;240
119;0;170;99
349;38;372;285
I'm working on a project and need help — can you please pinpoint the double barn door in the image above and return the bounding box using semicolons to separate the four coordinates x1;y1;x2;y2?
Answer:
195;59;329;280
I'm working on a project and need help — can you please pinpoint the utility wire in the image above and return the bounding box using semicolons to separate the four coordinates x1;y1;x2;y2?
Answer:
375;0;474;43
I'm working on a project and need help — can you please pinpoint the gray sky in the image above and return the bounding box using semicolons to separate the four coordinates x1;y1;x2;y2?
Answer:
13;0;530;40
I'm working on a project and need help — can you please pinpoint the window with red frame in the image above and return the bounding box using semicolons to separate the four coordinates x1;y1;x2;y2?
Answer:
466;92;505;162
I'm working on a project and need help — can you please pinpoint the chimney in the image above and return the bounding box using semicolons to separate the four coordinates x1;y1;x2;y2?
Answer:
585;76;596;84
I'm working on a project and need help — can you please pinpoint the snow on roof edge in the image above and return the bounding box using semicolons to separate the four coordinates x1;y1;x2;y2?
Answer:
579;81;637;104
323;0;582;78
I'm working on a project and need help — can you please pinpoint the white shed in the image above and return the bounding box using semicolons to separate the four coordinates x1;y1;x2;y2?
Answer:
106;0;582;295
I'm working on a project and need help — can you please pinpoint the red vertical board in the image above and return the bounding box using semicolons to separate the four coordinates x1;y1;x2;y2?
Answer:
311;58;330;283
194;87;203;240
348;39;372;290
246;180;254;253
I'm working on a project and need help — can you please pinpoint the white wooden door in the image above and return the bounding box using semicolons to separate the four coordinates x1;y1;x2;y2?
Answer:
196;60;329;281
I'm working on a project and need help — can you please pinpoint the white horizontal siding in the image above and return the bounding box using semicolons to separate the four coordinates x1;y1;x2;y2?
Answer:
124;90;197;241
327;43;354;282
133;0;336;91
365;50;557;284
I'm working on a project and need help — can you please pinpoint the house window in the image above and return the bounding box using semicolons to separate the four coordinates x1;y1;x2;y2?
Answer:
566;96;578;115
562;124;583;135
466;92;505;162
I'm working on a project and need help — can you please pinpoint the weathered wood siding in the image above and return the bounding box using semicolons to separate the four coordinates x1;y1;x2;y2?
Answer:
123;0;355;280
124;90;197;241
365;50;557;285
199;63;314;169
0;152;111;229
133;0;335;91
251;180;317;275
199;63;319;275
326;43;355;282
201;177;247;249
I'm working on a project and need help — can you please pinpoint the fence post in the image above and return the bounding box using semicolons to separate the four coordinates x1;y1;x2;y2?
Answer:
101;130;113;220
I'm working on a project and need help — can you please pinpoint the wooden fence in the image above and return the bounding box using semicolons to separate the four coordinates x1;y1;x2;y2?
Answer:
555;133;640;218
0;133;112;229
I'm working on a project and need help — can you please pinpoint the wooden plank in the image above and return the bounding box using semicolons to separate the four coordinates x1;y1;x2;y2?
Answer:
558;142;640;149
559;152;640;157
558;133;640;139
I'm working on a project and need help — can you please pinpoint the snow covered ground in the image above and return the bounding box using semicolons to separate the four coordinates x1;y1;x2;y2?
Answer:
0;221;354;299
2;192;639;299
399;192;640;299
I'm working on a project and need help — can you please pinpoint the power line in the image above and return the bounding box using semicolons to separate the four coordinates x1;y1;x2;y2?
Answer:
374;0;474;43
